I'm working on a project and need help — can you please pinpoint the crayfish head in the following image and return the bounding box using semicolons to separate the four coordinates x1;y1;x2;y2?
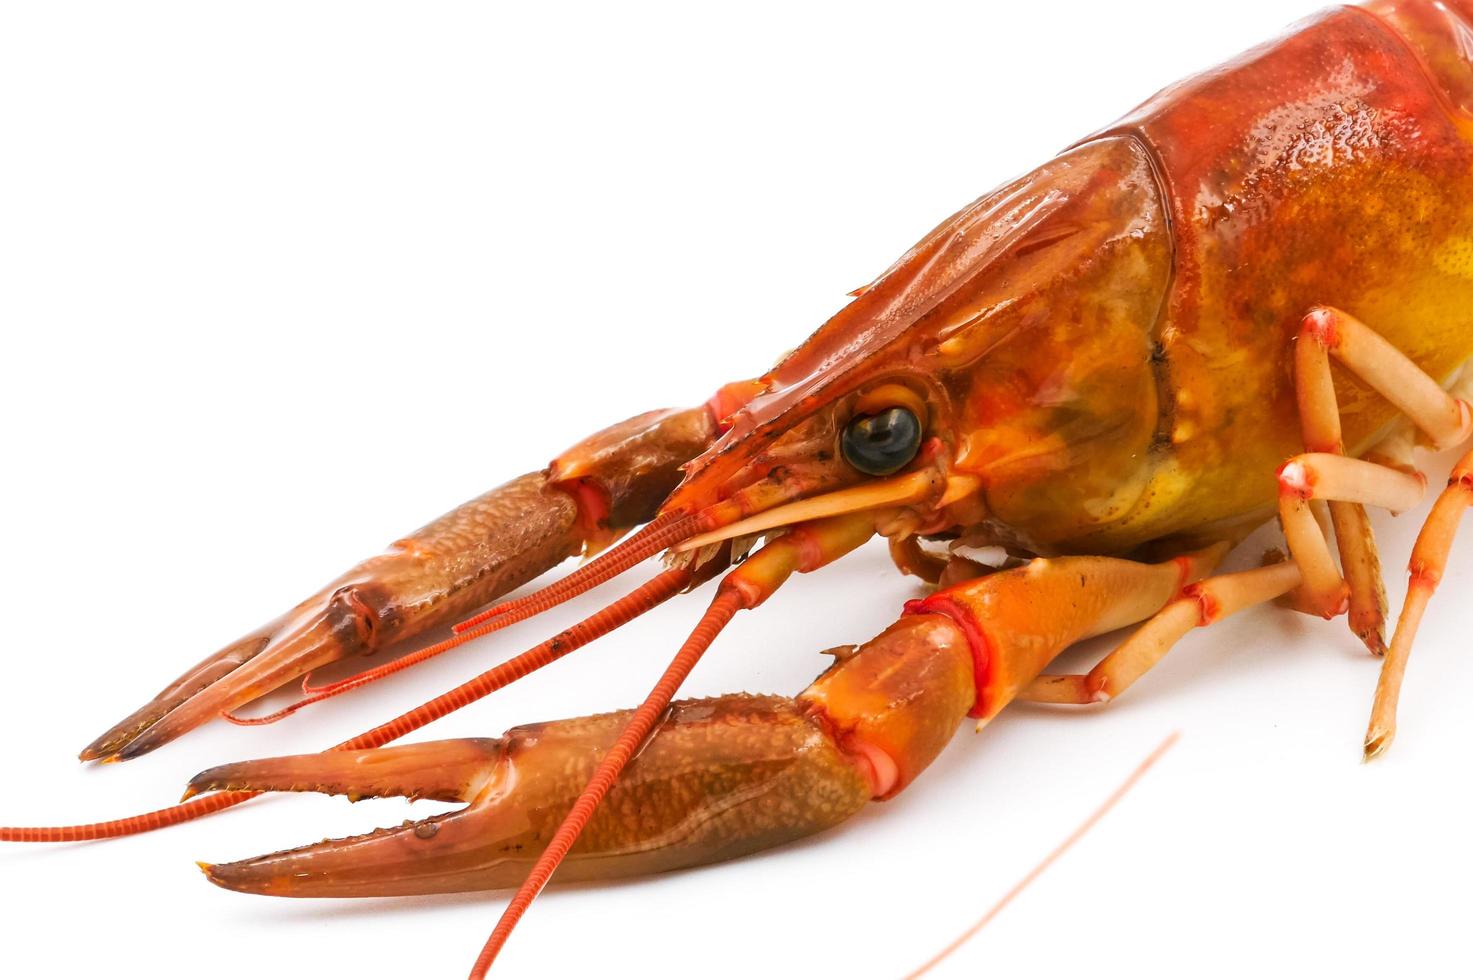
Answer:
670;132;1175;559
664;371;973;561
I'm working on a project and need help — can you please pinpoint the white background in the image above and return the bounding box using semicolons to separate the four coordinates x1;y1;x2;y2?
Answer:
3;1;1471;977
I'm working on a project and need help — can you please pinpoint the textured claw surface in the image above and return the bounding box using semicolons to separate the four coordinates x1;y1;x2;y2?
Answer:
200;697;872;898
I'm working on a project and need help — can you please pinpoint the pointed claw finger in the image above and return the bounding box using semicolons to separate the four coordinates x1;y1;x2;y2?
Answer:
198;735;522;898
185;738;504;804
98;590;374;762
199;806;488;898
79;630;279;762
82;470;601;761
83;402;727;762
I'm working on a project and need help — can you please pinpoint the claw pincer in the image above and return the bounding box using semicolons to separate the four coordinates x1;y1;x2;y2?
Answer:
195;610;975;897
83;405;719;762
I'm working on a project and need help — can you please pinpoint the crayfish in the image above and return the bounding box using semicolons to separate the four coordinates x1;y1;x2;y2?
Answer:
9;2;1473;974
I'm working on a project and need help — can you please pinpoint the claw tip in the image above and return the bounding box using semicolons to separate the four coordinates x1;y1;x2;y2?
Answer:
112;740;152;763
78;740;117;764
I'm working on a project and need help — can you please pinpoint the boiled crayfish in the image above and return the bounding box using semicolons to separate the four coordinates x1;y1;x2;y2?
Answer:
9;2;1473;974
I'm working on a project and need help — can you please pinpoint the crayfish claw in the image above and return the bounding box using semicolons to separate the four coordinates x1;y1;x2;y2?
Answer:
196;697;878;899
90;592;376;763
80;629;279;763
80;471;598;762
194;736;517;899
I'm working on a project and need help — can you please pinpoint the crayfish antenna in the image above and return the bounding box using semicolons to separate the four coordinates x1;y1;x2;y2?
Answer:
215;608;527;724
222;515;710;726
453;511;702;633
81;471;600;762
279;468;906;724
469;587;746;975
220;566;696;725
469;511;876;973
4;569;694;841
0;793;255;843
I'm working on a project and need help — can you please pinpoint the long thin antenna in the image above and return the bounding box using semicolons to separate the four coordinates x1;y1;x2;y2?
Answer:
454;512;699;633
2;568;692;841
466;588;744;977
0;792;253;843
905;732;1180;979
219;583;609;725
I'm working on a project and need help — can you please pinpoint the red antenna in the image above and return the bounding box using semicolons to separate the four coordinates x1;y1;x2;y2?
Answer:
905;732;1180;978
455;511;702;633
466;587;745;977
1;568;692;843
217;514;707;725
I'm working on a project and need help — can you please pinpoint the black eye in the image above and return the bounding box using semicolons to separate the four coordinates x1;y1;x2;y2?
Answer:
841;406;922;476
